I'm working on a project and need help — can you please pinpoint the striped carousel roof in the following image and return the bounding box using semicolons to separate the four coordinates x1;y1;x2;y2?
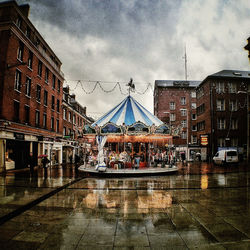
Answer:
92;95;163;127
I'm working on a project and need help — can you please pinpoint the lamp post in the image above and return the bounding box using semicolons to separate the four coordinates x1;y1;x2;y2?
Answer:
237;91;249;162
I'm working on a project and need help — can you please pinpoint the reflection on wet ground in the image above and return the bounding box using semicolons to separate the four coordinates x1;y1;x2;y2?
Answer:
0;162;249;249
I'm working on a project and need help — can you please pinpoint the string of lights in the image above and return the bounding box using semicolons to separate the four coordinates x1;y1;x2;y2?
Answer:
65;79;154;95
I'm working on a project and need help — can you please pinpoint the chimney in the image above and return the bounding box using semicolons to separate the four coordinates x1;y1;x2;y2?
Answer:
19;4;30;17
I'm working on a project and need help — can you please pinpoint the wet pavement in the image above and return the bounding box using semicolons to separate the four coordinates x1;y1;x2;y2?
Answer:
0;162;249;249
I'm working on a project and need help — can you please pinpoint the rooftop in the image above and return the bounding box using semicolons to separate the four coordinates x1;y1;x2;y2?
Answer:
155;80;201;88
208;70;250;79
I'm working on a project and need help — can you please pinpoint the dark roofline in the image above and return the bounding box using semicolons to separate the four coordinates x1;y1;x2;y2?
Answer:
197;69;250;88
0;0;62;65
155;80;201;88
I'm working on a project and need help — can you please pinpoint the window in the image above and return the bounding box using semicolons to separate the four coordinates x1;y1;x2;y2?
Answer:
35;110;40;126
217;138;226;147
68;128;71;136
231;119;238;130
25;77;31;96
17;41;24;61
197;87;204;99
228;82;236;93
51;95;55;110
45;67;49;83
192;125;197;131
63;126;66;136
14;70;22;91
38;60;42;77
218;118;226;130
181;131;187;139
14;101;20;122
197;121;205;131
197;104;205;115
57;99;60;112
192;113;197;120
56;119;59;133
24;105;30;124
27;50;33;69
52;75;56;89
16;16;22;28
68;112;71;122
170;113;176;122
51;116;54;130
191;91;196;98
231;138;238;147
63;109;67;120
181;109;187;116
229;100;237;111
192;135;197;144
191;103;196;109
181;120;187;128
44;90;48;106
36;85;41;102
26;26;31;39
181;97;186;105
43;113;47;128
217;99;225;111
216;82;225;93
73;114;76;124
57;80;61;92
170;102;175;110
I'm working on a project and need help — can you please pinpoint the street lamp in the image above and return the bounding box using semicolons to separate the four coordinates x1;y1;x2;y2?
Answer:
237;91;249;162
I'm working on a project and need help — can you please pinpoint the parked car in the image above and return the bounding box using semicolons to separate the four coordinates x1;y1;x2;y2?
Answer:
213;149;239;165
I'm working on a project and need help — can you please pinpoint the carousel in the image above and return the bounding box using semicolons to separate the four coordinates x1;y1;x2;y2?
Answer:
79;94;178;176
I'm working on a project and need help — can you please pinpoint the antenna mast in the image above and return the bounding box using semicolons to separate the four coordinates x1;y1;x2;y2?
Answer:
183;45;188;81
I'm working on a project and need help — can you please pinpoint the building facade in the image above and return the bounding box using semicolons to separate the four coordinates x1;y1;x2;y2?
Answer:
196;70;250;161
0;1;64;171
154;80;201;160
62;86;93;164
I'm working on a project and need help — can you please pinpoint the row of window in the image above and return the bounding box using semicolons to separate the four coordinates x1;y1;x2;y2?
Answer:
216;99;238;111
197;82;240;100
17;41;61;91
217;138;238;147
16;16;60;67
63;108;84;127
168;113;197;122
13;100;59;132
15;70;61;112
196;118;239;131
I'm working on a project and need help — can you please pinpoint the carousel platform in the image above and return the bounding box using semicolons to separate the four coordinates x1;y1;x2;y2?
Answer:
78;165;178;177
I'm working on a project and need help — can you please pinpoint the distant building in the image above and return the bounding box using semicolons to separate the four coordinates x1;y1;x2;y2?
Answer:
196;70;250;161
62;86;93;163
0;1;64;170
154;80;201;160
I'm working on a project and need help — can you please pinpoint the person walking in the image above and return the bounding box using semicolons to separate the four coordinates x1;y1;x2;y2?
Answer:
28;152;35;176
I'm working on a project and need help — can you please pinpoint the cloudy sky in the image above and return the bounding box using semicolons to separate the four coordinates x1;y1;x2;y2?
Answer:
14;0;250;118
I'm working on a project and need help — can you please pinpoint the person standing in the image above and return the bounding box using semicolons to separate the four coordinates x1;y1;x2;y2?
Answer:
41;156;50;178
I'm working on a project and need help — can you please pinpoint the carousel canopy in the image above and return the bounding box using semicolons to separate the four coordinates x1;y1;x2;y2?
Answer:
92;95;163;127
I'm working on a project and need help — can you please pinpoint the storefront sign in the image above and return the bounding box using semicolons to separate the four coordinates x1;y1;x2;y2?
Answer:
201;135;208;146
14;132;24;140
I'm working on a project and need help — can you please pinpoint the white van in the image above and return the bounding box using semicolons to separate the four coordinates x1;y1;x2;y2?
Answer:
213;149;239;165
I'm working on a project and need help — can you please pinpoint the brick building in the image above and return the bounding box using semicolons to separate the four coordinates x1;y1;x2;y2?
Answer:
196;70;250;161
62;86;93;163
0;1;64;170
154;80;201;160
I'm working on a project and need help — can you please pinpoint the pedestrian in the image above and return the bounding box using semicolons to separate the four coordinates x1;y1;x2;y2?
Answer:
41;156;50;177
28;152;35;176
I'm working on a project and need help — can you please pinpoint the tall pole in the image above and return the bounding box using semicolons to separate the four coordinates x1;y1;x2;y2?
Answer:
183;45;188;81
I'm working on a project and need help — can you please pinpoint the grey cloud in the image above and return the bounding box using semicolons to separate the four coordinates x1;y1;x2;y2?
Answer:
10;0;250;117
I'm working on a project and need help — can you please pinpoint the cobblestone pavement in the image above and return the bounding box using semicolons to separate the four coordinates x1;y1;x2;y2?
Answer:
0;162;249;249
